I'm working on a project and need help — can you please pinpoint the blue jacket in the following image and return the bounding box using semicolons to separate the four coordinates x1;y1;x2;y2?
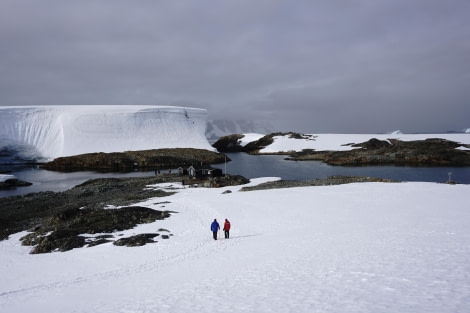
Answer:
211;220;220;232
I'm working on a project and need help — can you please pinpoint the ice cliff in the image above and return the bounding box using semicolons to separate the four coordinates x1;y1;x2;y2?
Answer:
0;105;213;161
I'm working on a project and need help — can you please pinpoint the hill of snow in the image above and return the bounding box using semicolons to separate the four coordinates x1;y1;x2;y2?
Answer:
1;179;469;312
0;105;213;160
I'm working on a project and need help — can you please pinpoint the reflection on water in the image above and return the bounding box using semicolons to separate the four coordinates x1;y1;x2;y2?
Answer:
2;153;470;198
212;153;470;184
0;167;164;198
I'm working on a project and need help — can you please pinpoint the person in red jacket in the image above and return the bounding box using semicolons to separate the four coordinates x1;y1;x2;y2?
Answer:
223;218;231;239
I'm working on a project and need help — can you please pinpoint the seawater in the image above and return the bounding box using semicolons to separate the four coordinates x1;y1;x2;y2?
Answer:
1;153;470;198
0;167;157;198
213;153;470;184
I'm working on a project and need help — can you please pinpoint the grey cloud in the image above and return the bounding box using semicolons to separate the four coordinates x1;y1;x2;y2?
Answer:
1;0;469;133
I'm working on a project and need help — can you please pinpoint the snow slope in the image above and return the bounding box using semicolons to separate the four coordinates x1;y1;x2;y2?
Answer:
0;105;213;160
240;133;470;153
1;179;469;313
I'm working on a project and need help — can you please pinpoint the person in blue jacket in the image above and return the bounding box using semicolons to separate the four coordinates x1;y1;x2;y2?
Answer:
210;219;220;240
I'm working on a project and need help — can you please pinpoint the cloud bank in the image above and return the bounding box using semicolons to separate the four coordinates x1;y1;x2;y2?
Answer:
1;0;469;133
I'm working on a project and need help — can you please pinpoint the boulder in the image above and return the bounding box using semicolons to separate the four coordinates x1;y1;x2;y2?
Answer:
113;234;160;247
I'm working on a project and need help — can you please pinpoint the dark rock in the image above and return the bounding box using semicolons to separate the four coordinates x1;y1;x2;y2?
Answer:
0;178;33;190
86;235;114;247
0;176;175;241
0;174;248;253
212;132;316;154
209;175;250;187
113;233;159;247
22;206;172;253
351;138;392;149
87;238;112;247
26;230;86;254
211;134;245;152
240;176;400;191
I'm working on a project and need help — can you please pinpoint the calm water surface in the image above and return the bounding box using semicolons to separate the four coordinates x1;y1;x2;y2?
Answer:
2;153;469;198
213;153;470;184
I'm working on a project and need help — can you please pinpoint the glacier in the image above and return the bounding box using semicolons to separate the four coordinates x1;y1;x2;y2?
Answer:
0;105;213;161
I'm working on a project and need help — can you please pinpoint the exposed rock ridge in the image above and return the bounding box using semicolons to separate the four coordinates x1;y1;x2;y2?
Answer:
213;134;470;166
288;138;470;166
41;148;228;171
213;132;308;153
0;174;248;253
240;176;399;191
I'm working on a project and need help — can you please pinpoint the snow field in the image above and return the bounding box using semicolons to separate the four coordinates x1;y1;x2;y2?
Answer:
1;179;470;313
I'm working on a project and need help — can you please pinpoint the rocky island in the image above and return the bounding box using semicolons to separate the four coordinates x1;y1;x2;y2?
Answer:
287;137;470;166
213;133;470;166
40;148;228;171
0;174;33;190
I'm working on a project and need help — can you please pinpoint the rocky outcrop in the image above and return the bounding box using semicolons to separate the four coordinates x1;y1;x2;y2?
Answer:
240;176;399;191
213;132;306;153
287;138;470;166
41;148;229;172
20;206;174;254
213;133;470;166
0;173;248;253
0;178;32;190
0;176;175;244
114;233;166;247
211;134;246;152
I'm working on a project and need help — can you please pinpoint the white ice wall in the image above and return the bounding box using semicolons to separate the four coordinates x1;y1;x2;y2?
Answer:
0;105;214;160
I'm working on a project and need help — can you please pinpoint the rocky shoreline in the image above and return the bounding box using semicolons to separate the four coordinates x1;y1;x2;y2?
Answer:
213;133;470;166
1;174;402;254
240;175;400;191
287;138;470;166
2;134;465;254
0;174;248;253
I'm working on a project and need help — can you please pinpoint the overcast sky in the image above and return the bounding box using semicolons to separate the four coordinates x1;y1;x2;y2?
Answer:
1;0;469;133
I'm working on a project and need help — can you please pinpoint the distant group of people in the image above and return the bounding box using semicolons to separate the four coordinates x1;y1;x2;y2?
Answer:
210;218;231;240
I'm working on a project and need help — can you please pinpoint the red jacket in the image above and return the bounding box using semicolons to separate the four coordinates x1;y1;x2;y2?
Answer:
223;220;231;231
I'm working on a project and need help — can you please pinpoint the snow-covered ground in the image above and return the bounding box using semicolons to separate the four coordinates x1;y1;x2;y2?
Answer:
1;131;470;311
240;133;470;153
1;178;469;313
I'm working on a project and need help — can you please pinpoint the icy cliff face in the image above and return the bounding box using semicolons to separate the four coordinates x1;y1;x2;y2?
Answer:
0;106;213;161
